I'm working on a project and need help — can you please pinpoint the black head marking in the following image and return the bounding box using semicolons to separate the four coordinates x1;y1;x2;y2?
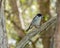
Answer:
37;14;42;17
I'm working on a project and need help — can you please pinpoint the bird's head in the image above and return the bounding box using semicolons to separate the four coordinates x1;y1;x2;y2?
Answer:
37;14;43;17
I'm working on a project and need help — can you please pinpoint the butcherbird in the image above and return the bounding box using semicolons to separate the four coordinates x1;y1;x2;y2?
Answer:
26;14;43;31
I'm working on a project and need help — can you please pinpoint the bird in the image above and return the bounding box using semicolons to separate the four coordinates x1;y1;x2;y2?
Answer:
26;13;43;31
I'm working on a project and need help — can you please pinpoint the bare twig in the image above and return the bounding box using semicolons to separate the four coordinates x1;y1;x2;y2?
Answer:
16;16;56;48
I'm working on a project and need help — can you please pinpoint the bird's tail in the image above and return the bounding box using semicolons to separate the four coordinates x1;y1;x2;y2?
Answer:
26;26;31;31
26;24;32;32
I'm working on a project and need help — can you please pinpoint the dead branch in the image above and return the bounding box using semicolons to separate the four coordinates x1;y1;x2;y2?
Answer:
16;16;56;48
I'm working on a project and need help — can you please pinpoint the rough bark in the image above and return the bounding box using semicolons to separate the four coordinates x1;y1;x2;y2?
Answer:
0;0;8;48
16;16;56;48
54;0;60;48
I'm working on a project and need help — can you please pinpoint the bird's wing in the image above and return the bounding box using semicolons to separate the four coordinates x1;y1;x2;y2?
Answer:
26;16;37;31
31;16;38;23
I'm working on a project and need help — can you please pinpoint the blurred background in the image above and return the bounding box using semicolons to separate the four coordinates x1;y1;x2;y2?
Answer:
4;0;56;48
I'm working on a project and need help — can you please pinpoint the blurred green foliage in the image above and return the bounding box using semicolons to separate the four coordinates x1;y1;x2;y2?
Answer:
5;0;39;48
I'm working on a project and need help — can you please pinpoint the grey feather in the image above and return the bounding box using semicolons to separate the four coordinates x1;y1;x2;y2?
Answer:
26;14;43;31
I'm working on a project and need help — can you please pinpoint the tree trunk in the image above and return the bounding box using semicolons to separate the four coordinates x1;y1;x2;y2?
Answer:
0;0;8;48
37;0;54;48
37;0;50;20
54;0;60;48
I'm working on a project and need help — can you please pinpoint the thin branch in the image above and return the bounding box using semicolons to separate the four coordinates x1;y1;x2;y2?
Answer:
0;0;2;8
16;16;56;48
